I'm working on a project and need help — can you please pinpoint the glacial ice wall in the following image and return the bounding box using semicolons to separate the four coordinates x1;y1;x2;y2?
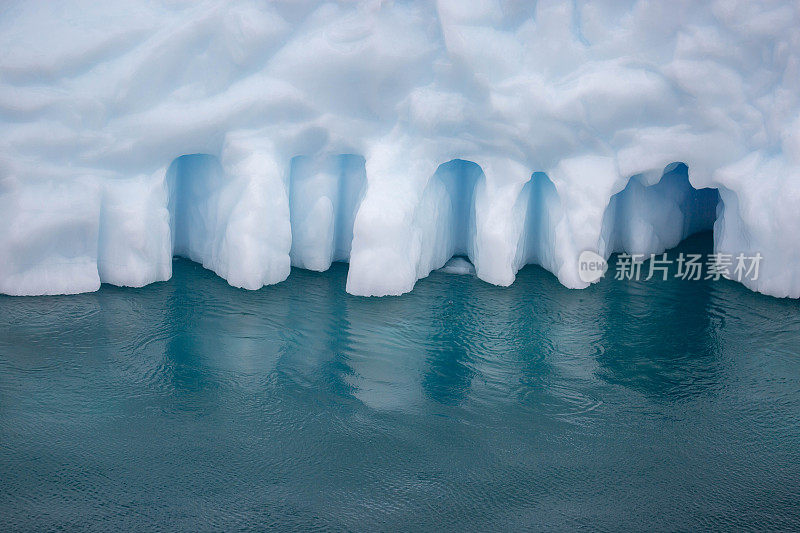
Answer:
1;0;799;297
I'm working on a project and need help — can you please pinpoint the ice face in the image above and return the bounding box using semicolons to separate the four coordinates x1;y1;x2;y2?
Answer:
99;171;171;288
1;1;799;297
290;154;366;272
0;178;101;296
163;136;293;290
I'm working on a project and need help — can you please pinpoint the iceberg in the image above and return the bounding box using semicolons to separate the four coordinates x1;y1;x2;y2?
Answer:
1;0;799;297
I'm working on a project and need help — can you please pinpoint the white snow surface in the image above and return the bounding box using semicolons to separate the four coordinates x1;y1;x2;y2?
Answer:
1;0;799;297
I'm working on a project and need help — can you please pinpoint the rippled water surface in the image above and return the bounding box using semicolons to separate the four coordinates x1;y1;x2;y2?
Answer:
1;234;799;531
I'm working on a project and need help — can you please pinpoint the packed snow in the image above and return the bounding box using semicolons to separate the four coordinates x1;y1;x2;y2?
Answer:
1;0;799;297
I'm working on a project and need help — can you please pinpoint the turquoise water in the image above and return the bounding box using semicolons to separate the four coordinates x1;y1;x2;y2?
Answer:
1;233;799;531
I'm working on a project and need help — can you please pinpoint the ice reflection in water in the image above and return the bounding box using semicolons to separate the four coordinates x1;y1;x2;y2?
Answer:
1;233;799;530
